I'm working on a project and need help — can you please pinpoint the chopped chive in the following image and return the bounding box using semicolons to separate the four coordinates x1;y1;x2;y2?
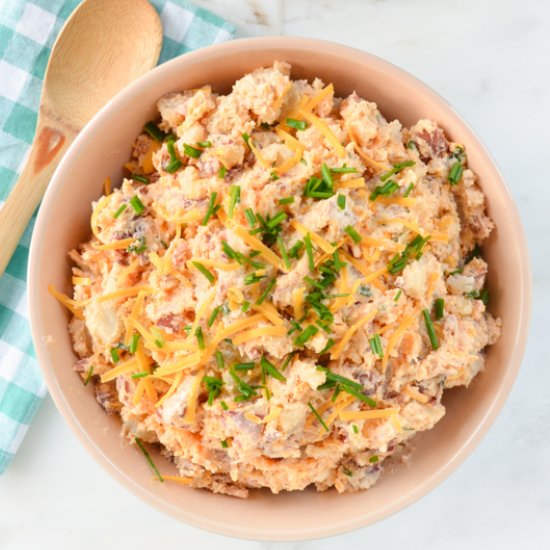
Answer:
358;285;372;297
403;183;414;197
448;162;464;185
197;140;212;148
387;234;430;275
110;348;120;363
260;356;286;382
129;332;140;354
307;401;329;432
321;163;334;189
352;424;359;434
288;239;304;259
135;437;163;482
319;338;335;354
221;400;229;411
127;237;147;254
113;203;127;219
344;225;362;243
369;455;379;463
234;362;255;371
183;143;202;159
465;244;482;264
131;371;149;379
406;140;417;150
129;195;145;215
218;166;227;179
165;138;182;173
244;273;265;285
277;236;291;269
242;132;251;148
369;334;384;358
221;439;229;448
195;327;205;350
304;234;314;271
203;375;224;406
192;261;215;284
343;467;353;477
422;308;439;350
337;193;346;210
244;208;256;227
270;172;280;181
380;160;415;182
241;300;250;312
228;185;240;218
266;211;287;229
201;192;218;226
370;179;400;201
131;174;149;184
215;350;225;370
434;298;445;320
143;121;165;142
208;306;221;327
286;117;307;130
331;165;358;174
83;366;94;386
281;353;294;371
256;278;276;305
294;325;319;346
393;289;402;302
279;196;295;205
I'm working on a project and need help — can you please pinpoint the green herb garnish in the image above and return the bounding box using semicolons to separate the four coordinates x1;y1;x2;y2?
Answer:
307;401;329;432
143;121;165;142
256;278;276;305
131;174;149;184
344;225;362;243
183;143;203;159
192;261;215;284
331;165;358;174
337;193;346;210
277;236;291;269
369;455;379;463
422;308;439;350
352;424;359;434
403;183;414;197
279;196;295;205
380;160;415;182
113;204;127;219
129;195;145;215
127;237;147;254
135;437;163;482
215;350;225;370
165;138;182;173
131;371;149;379
228;185;240;218
218;166;227;179
448;161;463;185
260;356;286;382
208;306;221;327
434;298;445;319
370;179;399;201
387;234;430;275
83;366;94;386
369;334;383;358
393;289;402;302
244;208;256;227
242;132;251;148
203;376;224;405
294;325;319;346
221;439;229;448
201;192;218;226
110;348;120;363
286;117;307;130
197;140;212;148
129;332;140;354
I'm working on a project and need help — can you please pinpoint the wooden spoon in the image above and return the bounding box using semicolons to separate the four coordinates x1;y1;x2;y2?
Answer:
0;0;162;276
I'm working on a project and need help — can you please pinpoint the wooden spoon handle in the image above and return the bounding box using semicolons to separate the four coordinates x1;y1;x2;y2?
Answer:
0;121;72;276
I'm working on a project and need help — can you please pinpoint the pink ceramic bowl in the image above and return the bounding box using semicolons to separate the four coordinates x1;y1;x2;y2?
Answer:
28;37;531;541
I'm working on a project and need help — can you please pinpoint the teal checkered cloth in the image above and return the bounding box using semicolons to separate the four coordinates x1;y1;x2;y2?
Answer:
0;0;235;474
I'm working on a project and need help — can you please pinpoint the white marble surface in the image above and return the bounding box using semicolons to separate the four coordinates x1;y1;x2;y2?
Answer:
2;0;549;547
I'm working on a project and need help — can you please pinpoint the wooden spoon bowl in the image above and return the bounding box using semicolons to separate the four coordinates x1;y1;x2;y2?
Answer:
0;0;162;275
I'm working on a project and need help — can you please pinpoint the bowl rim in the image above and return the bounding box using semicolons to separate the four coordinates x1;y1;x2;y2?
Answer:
28;36;532;541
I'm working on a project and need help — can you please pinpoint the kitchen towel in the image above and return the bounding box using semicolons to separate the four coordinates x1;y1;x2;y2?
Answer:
0;0;235;474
